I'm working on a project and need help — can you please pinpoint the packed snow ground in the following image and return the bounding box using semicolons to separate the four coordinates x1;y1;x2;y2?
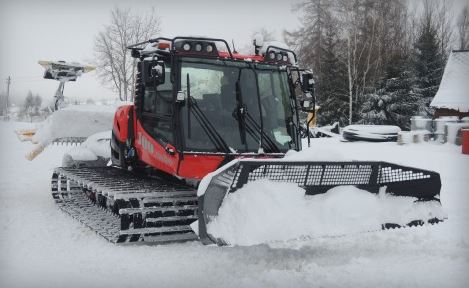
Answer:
1;121;469;288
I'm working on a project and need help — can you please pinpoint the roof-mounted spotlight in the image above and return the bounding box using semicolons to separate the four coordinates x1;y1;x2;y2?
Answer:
183;43;191;51
174;39;220;56
268;51;276;61
264;45;297;65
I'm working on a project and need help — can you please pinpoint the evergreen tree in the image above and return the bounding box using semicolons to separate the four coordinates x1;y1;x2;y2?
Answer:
0;93;5;116
23;91;34;114
33;94;42;114
317;13;349;126
23;91;35;121
360;60;420;129
412;4;444;117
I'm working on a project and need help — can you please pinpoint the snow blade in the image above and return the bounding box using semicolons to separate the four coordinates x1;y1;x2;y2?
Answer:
197;160;442;245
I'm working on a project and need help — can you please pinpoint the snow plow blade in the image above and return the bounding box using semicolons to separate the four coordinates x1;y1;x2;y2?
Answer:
197;160;443;245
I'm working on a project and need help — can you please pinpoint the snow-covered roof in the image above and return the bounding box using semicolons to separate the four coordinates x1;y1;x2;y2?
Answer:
431;50;469;112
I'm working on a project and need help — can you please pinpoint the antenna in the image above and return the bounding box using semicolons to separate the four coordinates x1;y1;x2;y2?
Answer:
232;39;238;54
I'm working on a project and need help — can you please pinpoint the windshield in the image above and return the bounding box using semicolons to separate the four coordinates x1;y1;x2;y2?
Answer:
180;58;296;153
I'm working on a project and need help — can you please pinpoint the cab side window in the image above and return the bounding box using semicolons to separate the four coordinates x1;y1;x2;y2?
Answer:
141;65;174;144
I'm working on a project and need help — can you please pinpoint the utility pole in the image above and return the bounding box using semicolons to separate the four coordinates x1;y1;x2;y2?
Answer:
6;76;11;120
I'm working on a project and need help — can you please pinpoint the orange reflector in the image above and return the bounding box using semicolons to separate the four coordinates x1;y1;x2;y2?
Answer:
157;42;171;49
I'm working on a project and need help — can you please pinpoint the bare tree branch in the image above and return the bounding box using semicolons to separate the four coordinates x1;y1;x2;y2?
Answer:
93;7;161;101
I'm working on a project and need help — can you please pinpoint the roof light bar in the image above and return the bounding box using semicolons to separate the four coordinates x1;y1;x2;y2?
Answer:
264;45;298;65
174;40;219;56
264;50;291;64
127;36;234;59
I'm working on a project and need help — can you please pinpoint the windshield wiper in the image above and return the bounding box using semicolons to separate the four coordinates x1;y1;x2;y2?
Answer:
244;112;281;153
186;74;231;153
233;68;281;153
235;71;248;151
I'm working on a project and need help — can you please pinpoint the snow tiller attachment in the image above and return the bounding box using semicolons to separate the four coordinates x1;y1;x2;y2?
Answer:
197;160;445;245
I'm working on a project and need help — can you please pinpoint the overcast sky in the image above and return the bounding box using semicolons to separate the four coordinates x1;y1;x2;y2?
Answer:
1;0;467;106
0;0;302;105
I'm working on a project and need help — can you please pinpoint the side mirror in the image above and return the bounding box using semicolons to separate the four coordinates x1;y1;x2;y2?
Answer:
298;71;315;112
301;72;314;93
143;60;165;86
176;91;186;102
299;98;315;113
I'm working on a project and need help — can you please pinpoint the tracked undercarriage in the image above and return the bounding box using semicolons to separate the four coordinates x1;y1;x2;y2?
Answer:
51;166;198;243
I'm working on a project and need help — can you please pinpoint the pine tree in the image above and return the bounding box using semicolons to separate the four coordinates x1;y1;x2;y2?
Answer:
317;13;349;126
0;93;5;116
23;91;34;114
360;60;420;129
412;3;444;117
33;94;42;114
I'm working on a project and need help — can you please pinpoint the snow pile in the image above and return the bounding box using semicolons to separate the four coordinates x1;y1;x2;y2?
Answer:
63;131;112;163
32;104;118;145
431;51;469;112
207;181;446;246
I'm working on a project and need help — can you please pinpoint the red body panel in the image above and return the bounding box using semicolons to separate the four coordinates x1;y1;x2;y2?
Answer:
218;51;264;62
134;120;226;180
112;104;226;180
135;120;235;180
113;105;132;143
177;154;225;180
134;119;181;176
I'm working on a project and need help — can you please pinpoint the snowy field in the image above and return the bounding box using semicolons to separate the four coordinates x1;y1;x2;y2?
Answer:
1;120;468;288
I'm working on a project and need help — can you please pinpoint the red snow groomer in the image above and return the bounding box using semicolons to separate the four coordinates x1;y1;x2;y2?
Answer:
51;36;444;245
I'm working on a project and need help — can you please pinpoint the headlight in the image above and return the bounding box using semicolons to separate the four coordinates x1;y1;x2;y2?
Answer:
268;51;276;60
195;43;202;52
183;43;191;51
206;44;214;53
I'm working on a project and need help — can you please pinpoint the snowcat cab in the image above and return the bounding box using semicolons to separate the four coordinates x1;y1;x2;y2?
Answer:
111;37;314;181
51;36;444;245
